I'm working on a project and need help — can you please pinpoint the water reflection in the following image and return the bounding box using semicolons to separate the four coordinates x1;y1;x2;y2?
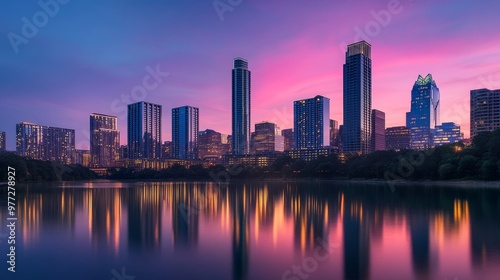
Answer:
3;181;500;280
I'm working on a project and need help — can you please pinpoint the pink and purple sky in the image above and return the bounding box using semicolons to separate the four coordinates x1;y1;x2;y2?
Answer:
1;0;500;150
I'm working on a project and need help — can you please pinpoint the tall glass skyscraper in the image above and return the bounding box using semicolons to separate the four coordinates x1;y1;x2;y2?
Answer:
371;109;386;152
90;113;120;167
293;95;330;150
16;122;75;164
172;106;199;159
470;88;500;137
232;57;251;155
343;41;372;154
127;102;162;159
406;74;440;150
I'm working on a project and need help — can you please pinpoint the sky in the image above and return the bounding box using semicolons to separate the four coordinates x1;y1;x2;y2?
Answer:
1;0;500;150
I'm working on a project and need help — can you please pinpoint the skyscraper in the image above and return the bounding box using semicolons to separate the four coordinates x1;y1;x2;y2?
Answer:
172;106;199;159
294;95;330;149
470;88;500;137
330;119;339;148
371;109;386;151
385;126;411;151
90;113;120;167
232;57;251;155
0;131;5;153
251;122;284;154
16;122;75;164
343;41;372;154
127;102;162;159
406;74;440;150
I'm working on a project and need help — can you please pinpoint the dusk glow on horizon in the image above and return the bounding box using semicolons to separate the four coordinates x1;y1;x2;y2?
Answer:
2;0;500;150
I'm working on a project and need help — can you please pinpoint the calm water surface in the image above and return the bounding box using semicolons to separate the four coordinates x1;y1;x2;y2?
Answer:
1;180;500;280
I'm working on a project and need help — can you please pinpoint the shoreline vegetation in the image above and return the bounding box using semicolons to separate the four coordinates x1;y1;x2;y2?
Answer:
1;130;499;184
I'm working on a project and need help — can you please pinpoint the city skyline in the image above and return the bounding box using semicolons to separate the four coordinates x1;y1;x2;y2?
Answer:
2;1;500;150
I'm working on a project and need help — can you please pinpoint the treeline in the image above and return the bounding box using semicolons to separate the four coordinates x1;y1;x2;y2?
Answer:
0;153;97;182
108;130;500;181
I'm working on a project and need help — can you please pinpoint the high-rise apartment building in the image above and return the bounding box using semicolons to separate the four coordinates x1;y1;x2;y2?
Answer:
343;41;372;154
294;95;330;150
16;122;75;164
127;102;162;159
251;122;284;154
406;74;440;150
232;58;251;155
371;109;386;152
470;88;500;137
90;113;120;167
172;106;199;159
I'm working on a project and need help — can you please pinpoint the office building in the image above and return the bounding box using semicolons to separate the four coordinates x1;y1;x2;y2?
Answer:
371;110;386;151
385;126;411;151
433;122;463;146
251;122;284;154
72;149;91;167
282;128;294;151
0;131;5;153
343;41;372;154
16;122;75;164
406;74;440;150
127;102;162;159
294;95;330;150
470;88;500;137
232;58;251;155
90;113;120;167
161;141;173;159
172;106;199;159
198;129;224;159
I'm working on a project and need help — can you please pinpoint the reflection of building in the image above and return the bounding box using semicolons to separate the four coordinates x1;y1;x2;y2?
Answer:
127;101;162;159
251;122;284;154
409;215;431;278
90;113;120;167
282;128;294;151
172;183;199;249
294;95;330;149
470;88;500;137
0;131;6;152
406;74;440;150
342;199;370;280
232;58;251;156
343;41;372;154
371;109;385;152
433;122;462;147
16;122;75;164
385;126;411;151
173;106;199;160
231;185;250;280
128;184;162;251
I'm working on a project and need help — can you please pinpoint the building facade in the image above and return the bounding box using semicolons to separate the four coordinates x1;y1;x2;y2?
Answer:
470;88;500;137
343;41;372;154
282;128;294;151
90;113;120;167
406;74;440;150
433;122;463;147
16;122;75;164
0;131;5;153
172;106;199;159
371;109;386;152
385;126;411;151
232;58;251;155
294;95;330;150
251;122;284;154
127;102;162;159
198;129;224;159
